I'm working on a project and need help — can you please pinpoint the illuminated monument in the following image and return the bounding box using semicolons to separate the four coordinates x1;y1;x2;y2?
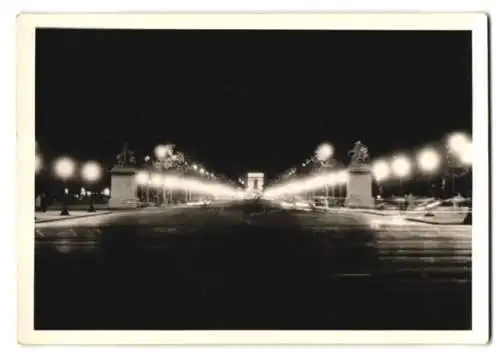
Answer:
108;143;139;209
345;141;375;208
246;172;265;194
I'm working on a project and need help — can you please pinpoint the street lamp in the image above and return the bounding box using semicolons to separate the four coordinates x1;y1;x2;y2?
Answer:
447;132;472;164
417;148;441;197
447;132;470;155
460;142;472;165
35;154;42;174
372;160;391;182
53;156;76;215
35;153;46;212
81;161;102;212
446;133;472;195
391;155;411;196
315;143;334;203
372;159;390;197
391;155;411;178
315;142;334;162
417;148;441;173
154;144;168;160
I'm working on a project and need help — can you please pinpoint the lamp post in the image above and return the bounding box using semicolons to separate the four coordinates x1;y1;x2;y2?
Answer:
81;161;102;212
446;132;472;195
53;156;76;216
35;154;42;174
315;142;334;205
417;148;441;197
35;153;46;212
391;155;411;198
154;145;169;161
372;159;390;197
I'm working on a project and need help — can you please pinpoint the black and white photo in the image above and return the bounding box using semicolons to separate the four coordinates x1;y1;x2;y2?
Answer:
17;13;490;345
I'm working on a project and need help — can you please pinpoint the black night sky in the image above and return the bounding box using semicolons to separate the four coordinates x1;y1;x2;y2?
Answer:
35;29;472;181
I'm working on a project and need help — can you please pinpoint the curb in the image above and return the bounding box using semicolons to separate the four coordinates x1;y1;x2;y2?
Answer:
405;217;471;226
35;211;114;224
357;210;397;216
334;208;399;216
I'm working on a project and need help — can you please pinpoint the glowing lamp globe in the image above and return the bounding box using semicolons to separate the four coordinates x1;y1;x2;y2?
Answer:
372;160;391;182
448;132;471;154
53;157;76;180
35;155;42;173
391;155;411;178
460;142;472;165
154;145;168;159
315;143;334;162
81;161;102;183
417;148;441;173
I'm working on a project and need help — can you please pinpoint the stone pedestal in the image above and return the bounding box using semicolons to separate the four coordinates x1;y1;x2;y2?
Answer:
109;166;139;209
345;164;375;208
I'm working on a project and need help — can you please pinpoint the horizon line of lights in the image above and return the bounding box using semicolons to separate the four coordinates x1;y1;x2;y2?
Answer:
37;155;242;200
150;143;227;182
263;132;472;200
135;171;242;199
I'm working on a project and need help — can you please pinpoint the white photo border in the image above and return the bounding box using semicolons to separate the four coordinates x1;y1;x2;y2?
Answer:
17;12;490;345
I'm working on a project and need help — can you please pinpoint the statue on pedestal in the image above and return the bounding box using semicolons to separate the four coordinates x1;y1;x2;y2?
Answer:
114;142;136;168
164;144;175;157
345;140;374;208
348;140;370;165
109;143;139;209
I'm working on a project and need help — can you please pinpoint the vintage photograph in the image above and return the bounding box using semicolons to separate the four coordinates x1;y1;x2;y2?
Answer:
18;13;489;344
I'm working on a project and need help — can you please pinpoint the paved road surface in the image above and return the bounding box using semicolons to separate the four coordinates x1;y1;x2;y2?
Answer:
35;199;471;330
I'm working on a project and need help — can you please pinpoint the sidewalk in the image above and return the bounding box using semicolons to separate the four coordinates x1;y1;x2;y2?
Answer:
35;210;113;223
333;207;470;225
